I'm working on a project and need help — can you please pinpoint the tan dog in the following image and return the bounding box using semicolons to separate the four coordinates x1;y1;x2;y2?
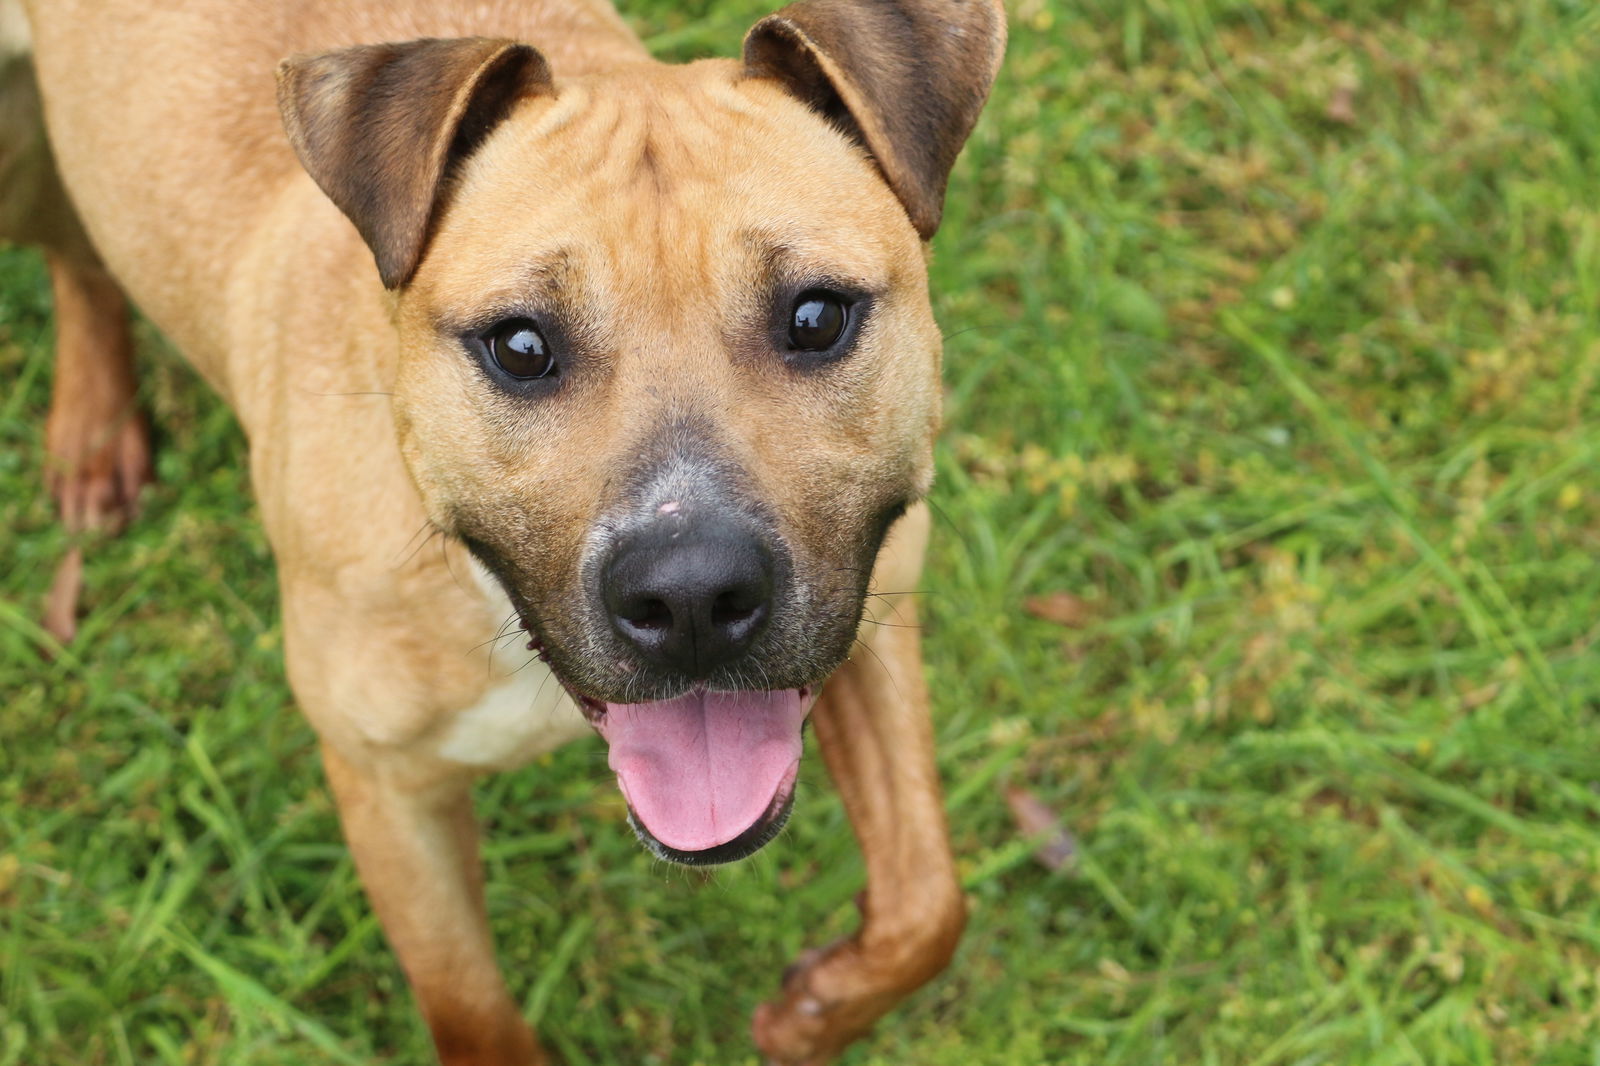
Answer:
13;0;1004;1061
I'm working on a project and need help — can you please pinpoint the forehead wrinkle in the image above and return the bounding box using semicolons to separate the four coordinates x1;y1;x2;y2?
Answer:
636;89;723;181
609;100;651;186
580;92;737;324
507;249;576;297
737;228;885;295
428;249;578;325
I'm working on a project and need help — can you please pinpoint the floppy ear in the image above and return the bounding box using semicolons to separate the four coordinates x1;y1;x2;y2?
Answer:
743;0;1005;240
276;37;553;288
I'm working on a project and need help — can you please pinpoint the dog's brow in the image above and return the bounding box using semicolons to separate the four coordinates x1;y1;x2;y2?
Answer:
433;251;579;330
739;230;792;274
503;251;576;297
738;230;884;296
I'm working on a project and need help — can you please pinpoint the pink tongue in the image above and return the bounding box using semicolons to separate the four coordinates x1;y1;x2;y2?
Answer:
597;689;807;853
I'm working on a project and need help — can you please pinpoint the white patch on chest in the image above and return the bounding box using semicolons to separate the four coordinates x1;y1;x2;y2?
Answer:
433;561;594;769
435;661;591;769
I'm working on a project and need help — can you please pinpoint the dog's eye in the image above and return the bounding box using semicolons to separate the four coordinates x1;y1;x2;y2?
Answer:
788;291;850;351
485;318;555;379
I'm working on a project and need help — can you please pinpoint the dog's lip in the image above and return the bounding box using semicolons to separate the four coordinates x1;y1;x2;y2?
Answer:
551;671;815;729
560;675;816;726
515;624;607;722
561;677;608;724
519;623;815;725
567;675;817;733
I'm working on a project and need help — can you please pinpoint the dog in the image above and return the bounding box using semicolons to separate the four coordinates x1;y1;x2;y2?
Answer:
11;0;1005;1060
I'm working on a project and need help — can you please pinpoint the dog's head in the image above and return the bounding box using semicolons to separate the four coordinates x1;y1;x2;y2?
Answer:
278;0;1004;864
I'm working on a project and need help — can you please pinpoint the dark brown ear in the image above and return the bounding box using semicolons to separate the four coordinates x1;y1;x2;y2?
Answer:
276;38;552;288
743;0;1005;239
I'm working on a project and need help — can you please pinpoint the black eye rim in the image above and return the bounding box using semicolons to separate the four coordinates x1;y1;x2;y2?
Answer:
776;282;872;366
465;314;567;388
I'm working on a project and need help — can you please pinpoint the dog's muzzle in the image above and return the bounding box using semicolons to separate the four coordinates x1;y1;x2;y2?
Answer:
585;507;808;861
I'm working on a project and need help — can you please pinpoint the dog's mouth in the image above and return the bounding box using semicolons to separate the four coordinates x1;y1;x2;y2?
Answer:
514;615;819;864
601;687;810;864
543;657;812;864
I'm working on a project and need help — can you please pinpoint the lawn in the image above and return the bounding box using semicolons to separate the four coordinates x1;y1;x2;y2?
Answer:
4;1;1600;1063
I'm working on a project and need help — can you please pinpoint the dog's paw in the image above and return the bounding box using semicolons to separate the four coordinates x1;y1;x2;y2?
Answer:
752;938;903;1066
40;408;151;644
45;406;151;534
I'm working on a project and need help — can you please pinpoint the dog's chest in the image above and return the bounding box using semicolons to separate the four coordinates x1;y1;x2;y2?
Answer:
432;567;594;769
435;661;592;769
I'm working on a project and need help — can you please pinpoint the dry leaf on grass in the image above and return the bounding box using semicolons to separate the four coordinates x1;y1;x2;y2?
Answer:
1004;785;1077;872
1326;83;1358;125
1023;591;1094;628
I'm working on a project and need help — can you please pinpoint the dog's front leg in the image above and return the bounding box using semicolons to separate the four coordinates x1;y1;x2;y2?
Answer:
753;601;965;1065
321;746;544;1066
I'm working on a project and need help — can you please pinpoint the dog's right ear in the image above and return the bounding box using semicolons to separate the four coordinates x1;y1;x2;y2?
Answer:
276;38;552;289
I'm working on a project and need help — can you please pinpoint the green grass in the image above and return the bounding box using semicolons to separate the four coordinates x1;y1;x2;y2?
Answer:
5;0;1600;1062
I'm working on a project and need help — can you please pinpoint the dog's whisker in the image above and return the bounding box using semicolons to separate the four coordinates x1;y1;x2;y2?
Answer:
395;519;440;566
400;526;447;569
437;531;473;596
470;611;524;661
939;320;1017;344
850;636;903;704
924;496;964;537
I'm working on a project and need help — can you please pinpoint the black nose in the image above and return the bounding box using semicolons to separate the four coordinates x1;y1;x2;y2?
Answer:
602;516;774;675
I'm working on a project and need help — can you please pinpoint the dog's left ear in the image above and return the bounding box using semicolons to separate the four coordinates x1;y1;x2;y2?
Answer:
277;37;553;288
743;0;1006;239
